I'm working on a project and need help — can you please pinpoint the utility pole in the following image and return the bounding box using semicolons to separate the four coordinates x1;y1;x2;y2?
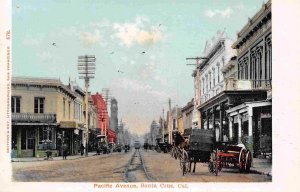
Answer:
186;57;209;129
78;55;96;156
162;108;165;143
168;98;172;144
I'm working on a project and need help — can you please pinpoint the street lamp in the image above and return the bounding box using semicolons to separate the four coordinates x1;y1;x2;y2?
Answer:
77;55;96;156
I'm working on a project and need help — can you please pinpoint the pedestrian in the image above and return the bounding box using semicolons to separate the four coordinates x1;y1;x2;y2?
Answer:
80;144;85;156
62;143;68;160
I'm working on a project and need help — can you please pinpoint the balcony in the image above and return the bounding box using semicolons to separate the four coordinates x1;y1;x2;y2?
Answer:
225;79;272;91
12;113;56;123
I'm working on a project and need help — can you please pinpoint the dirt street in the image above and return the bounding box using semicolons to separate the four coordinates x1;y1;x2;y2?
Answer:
12;149;271;182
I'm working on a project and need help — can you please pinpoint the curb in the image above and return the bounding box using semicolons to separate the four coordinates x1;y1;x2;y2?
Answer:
11;154;98;162
251;168;272;177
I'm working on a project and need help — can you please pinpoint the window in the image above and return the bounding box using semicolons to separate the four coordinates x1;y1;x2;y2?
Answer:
34;97;44;113
209;72;211;89
63;98;66;118
206;76;208;93
202;79;205;94
74;102;76;119
213;69;215;86
217;65;220;83
68;101;71;120
11;96;20;113
222;57;225;67
39;127;54;144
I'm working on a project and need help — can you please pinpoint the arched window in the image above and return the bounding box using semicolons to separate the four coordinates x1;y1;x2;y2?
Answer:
217;63;220;83
222;57;225;67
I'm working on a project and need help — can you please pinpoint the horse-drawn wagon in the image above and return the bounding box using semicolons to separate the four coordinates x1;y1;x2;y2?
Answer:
171;128;252;176
209;143;252;176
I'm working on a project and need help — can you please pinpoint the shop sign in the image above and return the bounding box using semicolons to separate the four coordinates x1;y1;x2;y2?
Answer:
261;113;272;118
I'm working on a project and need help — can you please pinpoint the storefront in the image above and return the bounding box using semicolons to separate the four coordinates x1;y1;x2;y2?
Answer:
58;121;84;155
226;100;272;157
199;90;267;142
11;113;58;158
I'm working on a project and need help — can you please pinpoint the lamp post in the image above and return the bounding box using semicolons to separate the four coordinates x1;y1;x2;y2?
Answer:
78;55;96;156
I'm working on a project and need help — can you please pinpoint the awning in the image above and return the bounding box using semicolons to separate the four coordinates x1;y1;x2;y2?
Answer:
60;121;77;128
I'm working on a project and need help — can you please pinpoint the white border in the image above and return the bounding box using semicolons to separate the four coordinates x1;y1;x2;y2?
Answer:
1;0;300;191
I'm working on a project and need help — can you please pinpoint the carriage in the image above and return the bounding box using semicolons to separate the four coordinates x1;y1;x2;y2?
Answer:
209;143;252;176
171;129;252;176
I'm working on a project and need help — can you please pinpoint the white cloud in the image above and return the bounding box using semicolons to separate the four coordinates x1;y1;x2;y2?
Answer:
114;77;169;100
23;36;42;46
79;29;102;47
113;16;164;47
37;51;54;62
205;8;233;18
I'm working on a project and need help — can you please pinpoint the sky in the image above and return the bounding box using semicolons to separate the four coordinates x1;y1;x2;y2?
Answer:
12;0;265;135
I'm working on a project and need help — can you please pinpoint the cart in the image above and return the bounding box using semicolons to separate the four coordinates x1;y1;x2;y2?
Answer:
209;143;252;176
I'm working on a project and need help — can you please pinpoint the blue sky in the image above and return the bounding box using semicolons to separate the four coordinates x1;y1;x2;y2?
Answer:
12;0;265;135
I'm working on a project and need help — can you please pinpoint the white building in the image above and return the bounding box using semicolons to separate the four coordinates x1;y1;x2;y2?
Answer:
199;30;236;104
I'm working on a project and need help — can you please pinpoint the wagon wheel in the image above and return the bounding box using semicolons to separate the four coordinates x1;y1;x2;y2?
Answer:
245;150;252;172
239;149;247;172
215;149;219;176
180;150;189;176
208;150;219;176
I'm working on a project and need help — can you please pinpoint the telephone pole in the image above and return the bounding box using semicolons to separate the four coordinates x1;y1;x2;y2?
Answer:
168;98;172;144
186;57;209;129
162;108;165;143
77;55;96;156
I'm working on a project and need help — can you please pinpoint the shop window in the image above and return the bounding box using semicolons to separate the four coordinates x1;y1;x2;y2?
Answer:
34;97;44;113
39;127;54;144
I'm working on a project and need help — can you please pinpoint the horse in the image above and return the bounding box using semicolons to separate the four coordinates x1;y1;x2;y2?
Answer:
173;131;200;173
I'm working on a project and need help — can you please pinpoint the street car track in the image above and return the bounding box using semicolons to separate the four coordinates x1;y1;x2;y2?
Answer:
123;149;154;182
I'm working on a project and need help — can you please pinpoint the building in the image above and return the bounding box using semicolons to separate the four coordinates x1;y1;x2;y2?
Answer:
227;0;272;156
87;93;99;151
157;116;168;143
92;92;117;143
199;30;236;104
177;112;184;134
110;98;118;132
150;120;160;146
197;28;271;144
117;120;125;145
11;77;86;158
182;99;194;131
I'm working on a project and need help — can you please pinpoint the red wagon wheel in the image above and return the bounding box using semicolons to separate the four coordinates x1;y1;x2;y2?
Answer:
245;150;252;172
239;149;247;172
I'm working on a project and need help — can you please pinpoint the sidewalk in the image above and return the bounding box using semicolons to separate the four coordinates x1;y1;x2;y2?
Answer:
11;152;98;162
251;157;272;176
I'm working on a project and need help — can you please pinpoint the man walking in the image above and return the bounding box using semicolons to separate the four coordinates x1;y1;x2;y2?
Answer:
62;143;68;160
80;144;85;156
